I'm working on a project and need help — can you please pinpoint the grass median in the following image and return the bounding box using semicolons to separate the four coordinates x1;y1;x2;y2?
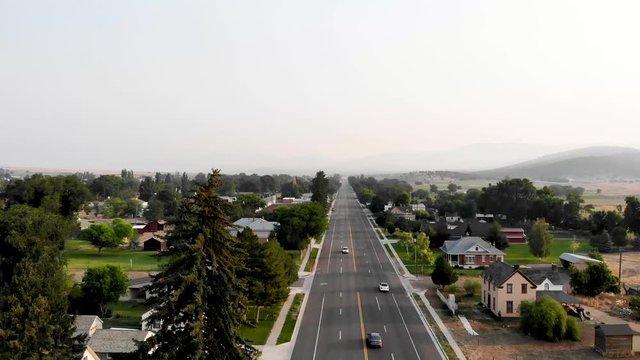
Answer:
413;294;458;360
304;247;319;272
277;293;305;344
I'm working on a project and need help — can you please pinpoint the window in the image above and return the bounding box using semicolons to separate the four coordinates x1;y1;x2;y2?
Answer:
465;255;475;264
544;283;550;291
521;284;528;294
506;301;513;313
507;284;512;294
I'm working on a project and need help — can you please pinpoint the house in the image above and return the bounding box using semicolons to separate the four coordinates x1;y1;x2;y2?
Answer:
502;227;526;243
74;315;103;338
594;324;640;357
440;237;505;269
467;221;492;239
138;232;167;252
141;309;161;332
389;207;416;221
88;329;154;359
411;203;426;212
482;262;537;318
119;275;154;302
482;262;574;318
232;218;279;243
445;214;461;222
475;213;495;223
559;252;603;269
134;220;166;235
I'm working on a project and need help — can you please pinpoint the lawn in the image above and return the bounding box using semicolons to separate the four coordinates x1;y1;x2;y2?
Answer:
102;300;148;329
304;247;319;272
277;293;304;344
504;239;591;265
239;302;284;345
388;243;483;276
65;239;168;271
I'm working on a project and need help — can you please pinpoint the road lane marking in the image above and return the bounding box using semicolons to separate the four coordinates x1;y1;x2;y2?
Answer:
348;223;357;272
356;292;369;360
340;291;342;297
326;225;336;269
376;296;381;311
312;294;326;360
340;266;343;274
392;294;421;360
384;325;387;333
391;353;395;360
340;308;342;315
339;330;342;340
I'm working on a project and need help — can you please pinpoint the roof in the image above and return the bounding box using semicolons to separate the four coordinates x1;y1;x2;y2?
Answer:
536;291;580;304
559;253;603;264
233;218;278;232
467;222;492;237
88;329;153;354
441;237;505;256
595;324;640;336
520;267;565;286
502;227;525;233
73;315;103;337
482;262;537;287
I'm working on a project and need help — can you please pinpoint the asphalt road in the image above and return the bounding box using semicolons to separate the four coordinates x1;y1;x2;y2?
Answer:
291;184;445;360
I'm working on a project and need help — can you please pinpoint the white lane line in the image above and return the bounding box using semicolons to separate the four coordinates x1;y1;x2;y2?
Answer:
339;330;342;340
376;296;381;311
392;294;421;360
391;353;395;360
326;225;336;269
368;269;371;273
340;308;342;315
340;266;343;274
340;291;342;297
384;325;387;333
312;294;326;360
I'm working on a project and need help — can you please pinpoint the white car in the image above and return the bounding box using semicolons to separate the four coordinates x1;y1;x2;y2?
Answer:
378;282;390;292
341;246;349;254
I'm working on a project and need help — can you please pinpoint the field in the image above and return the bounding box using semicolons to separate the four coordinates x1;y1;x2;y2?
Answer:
65;239;168;272
239;302;284;345
504;240;590;265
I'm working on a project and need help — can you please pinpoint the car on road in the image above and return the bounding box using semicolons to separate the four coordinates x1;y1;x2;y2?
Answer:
341;246;349;254
366;332;383;348
378;282;390;292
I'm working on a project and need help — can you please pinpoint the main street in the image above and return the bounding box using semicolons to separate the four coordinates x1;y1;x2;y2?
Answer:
291;184;445;360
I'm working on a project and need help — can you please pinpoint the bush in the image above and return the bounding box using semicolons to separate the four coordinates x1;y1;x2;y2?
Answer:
588;250;604;261
445;285;462;294
520;296;567;342
463;279;481;296
565;317;582;341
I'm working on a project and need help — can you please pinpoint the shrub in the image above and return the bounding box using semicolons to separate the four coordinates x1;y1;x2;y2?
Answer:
565;317;582;341
520;296;567;342
588;250;604;261
463;279;481;297
446;285;462;294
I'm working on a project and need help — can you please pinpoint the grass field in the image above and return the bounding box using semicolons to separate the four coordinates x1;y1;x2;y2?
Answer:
304;247;319;272
504;239;591;265
277;293;304;344
65;239;168;271
239;302;284;345
102;301;147;329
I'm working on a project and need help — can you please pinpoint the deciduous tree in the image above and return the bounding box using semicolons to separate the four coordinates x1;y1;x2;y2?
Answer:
528;219;553;257
81;223;121;255
81;265;129;317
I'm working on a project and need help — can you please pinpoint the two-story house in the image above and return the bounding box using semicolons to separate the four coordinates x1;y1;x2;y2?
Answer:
482;262;537;318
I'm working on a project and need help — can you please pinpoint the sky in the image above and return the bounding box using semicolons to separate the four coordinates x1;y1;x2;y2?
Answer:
1;1;640;174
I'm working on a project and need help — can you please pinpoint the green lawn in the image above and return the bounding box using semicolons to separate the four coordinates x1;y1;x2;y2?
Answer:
304;247;319;272
102;301;148;329
504;239;591;265
65;239;168;271
277;293;304;344
239;302;284;345
389;243;484;277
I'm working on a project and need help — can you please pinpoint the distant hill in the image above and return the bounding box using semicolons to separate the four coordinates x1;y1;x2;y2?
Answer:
473;146;640;181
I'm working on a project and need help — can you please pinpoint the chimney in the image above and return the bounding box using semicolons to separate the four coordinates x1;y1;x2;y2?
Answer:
513;264;520;270
551;263;558;272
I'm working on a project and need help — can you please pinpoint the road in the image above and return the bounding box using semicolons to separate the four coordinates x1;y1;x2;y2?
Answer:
291;184;445;360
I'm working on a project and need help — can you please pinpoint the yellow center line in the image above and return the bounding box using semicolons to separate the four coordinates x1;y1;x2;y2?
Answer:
357;291;369;360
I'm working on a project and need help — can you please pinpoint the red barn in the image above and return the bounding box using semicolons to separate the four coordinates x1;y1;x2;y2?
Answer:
502;228;526;244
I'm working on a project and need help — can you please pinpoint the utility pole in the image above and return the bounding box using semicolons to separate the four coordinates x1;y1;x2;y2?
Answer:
619;247;623;286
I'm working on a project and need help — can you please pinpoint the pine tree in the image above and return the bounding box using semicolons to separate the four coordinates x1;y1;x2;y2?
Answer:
134;171;251;359
431;255;458;289
310;171;329;210
0;205;84;359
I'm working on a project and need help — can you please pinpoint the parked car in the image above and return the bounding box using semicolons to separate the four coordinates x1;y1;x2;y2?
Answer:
366;332;383;348
341;246;349;254
378;282;390;292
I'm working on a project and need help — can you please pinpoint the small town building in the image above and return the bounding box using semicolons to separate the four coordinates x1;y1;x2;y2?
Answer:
440;237;505;269
559;252;603;269
502;227;526;244
232;217;279;243
594;324;640;357
137;232;167;252
134;220;166;235
389;207;416;221
482;262;537;318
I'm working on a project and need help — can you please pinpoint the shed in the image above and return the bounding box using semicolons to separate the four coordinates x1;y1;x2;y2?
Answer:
594;324;640;357
559;253;603;269
143;237;167;252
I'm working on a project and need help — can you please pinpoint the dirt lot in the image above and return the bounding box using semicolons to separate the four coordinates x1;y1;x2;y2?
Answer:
425;289;604;360
603;251;640;289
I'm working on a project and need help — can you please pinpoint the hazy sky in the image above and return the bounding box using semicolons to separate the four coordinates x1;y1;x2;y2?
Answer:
2;1;640;173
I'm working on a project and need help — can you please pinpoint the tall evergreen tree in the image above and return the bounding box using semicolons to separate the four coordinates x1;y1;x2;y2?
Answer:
487;222;509;250
134;171;251;359
0;205;84;359
431;255;458;289
310;171;329;210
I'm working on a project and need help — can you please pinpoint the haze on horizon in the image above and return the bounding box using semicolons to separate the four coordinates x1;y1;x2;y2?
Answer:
2;1;640;175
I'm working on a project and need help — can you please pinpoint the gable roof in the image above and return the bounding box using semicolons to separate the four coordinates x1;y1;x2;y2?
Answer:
467;222;492;237
536;291;580;304
441;237;505;256
88;329;153;354
595;324;640;336
233;218;278;232
482;261;537;287
519;267;565;286
73;315;103;337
